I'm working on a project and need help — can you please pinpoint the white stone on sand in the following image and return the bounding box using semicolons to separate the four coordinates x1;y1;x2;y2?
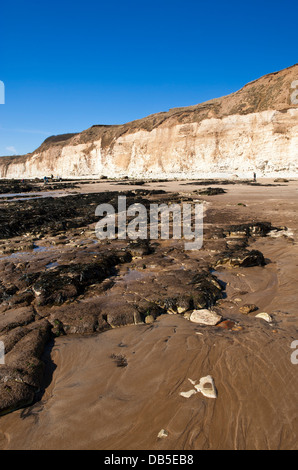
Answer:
179;389;197;398
255;312;273;323
189;309;222;326
157;429;168;438
180;376;217;399
194;375;217;399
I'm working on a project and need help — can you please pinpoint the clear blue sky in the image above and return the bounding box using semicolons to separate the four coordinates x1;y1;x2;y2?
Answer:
0;0;297;156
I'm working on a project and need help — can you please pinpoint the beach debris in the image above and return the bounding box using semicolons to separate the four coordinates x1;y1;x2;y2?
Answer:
216;249;266;268
110;353;128;367
189;309;222;326
255;312;273;323
180;389;197;398
180;376;217;399
157;429;168;439
194;376;217;399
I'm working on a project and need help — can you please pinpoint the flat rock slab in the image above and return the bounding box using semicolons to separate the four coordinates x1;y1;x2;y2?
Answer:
189;309;222;326
0;306;35;333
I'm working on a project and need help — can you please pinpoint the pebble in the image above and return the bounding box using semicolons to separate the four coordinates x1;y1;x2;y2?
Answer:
239;304;258;314
157;429;168;439
255;312;272;323
217;320;236;330
189;309;222;326
145;315;155;324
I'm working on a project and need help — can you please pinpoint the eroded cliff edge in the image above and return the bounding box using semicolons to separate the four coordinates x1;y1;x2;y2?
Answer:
1;64;297;179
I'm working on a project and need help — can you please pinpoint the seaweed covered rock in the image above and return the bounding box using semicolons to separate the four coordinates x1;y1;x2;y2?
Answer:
128;239;153;257
223;222;275;238
216;249;266;268
29;254;124;306
197;187;226;196
190;271;223;308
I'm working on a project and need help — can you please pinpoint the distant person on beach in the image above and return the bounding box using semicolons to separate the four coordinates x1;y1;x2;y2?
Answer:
253;172;257;182
43;176;48;184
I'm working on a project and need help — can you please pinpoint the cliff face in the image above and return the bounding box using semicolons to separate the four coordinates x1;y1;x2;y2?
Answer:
1;64;298;179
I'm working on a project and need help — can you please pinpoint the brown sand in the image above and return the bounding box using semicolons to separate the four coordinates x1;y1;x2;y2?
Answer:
0;179;297;450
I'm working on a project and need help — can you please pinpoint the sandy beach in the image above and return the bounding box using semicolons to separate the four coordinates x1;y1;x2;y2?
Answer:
0;178;297;450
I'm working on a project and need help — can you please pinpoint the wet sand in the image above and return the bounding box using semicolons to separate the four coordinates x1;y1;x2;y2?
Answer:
0;312;297;450
0;179;297;450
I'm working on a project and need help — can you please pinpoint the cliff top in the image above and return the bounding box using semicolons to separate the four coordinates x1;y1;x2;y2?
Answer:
1;63;297;161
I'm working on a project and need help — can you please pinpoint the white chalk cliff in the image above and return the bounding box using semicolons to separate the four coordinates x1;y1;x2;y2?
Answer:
1;64;298;179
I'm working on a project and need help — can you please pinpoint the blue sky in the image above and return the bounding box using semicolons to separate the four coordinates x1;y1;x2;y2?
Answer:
0;0;297;156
